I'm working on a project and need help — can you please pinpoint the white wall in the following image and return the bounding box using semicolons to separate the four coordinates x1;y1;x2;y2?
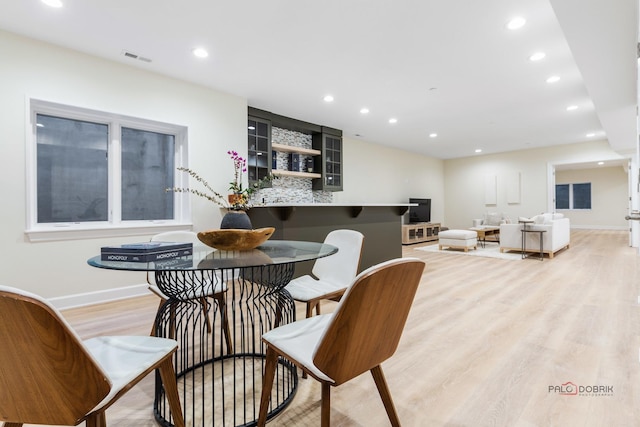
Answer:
556;166;628;229
443;141;629;229
334;137;445;224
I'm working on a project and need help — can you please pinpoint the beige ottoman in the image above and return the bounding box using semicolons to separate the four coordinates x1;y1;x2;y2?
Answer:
438;229;477;252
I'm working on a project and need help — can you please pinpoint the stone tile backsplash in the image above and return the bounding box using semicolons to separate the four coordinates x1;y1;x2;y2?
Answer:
252;127;333;205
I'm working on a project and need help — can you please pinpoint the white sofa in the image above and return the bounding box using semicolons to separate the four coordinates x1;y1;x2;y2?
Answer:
499;213;570;259
472;212;508;229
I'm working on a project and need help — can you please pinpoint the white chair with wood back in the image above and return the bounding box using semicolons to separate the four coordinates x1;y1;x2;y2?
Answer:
0;285;185;427
147;230;233;354
284;229;364;318
257;257;425;427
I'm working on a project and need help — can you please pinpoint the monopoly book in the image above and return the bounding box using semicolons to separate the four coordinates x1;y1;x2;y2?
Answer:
101;241;193;263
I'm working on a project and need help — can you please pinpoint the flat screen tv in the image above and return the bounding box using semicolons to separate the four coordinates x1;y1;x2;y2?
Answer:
408;198;431;223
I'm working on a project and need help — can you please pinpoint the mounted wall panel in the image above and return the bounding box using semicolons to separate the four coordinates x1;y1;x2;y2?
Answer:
484;174;497;205
507;172;521;204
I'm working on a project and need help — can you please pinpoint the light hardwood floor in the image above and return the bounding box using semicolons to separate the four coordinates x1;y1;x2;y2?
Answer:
40;229;640;426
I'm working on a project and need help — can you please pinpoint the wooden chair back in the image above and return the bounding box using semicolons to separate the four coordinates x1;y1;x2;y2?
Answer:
0;288;111;426
312;258;425;385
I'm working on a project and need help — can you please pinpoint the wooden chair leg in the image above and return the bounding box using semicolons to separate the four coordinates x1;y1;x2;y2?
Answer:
85;412;106;427
150;297;165;336
152;298;176;339
158;357;185;427
370;365;401;427
199;296;212;333
257;346;279;426
215;293;234;354
305;301;314;318
273;298;284;328
321;382;331;427
168;304;176;340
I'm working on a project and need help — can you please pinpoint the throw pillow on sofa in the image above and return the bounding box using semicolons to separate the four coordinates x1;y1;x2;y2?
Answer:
483;212;503;226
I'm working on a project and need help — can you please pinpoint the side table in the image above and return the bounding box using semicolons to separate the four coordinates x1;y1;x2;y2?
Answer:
521;222;546;261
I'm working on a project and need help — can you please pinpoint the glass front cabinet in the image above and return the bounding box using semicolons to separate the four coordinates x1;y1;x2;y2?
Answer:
313;128;343;192
247;109;343;192
247;116;272;186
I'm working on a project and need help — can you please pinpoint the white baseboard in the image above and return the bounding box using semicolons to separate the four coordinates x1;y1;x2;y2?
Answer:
50;283;149;310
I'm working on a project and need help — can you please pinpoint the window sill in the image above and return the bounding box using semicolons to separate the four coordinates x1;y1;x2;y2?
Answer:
25;222;193;242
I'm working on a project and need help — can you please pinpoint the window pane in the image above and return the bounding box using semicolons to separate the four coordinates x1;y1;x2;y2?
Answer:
555;184;569;209
573;183;591;209
121;127;175;220
257;121;268;137
36;114;108;223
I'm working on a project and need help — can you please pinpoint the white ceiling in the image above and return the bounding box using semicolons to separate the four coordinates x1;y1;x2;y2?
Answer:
0;0;637;159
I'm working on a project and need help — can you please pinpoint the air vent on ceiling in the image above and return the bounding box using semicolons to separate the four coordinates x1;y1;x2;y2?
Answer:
121;50;152;63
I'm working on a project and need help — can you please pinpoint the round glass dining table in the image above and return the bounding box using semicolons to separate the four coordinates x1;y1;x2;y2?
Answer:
88;240;337;427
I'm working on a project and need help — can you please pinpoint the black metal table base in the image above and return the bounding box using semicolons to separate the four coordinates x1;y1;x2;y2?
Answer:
152;264;297;427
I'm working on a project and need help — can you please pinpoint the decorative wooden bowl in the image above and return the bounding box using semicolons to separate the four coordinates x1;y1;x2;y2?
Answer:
197;227;275;251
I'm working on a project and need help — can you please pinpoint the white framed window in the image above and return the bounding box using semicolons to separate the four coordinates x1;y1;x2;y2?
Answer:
26;99;190;241
555;182;592;210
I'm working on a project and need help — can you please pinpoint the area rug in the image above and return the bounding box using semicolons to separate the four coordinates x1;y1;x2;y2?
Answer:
415;241;522;261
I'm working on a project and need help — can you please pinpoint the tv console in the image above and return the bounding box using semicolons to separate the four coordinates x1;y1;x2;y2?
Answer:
402;222;441;245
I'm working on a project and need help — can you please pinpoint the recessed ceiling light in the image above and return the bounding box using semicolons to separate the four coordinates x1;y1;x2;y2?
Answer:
566;105;578;111
506;17;526;30
388;118;398;124
192;47;209;58
546;75;560;83
529;52;546;61
475;149;482;153
323;95;334;103
586;132;596;137
429;133;437;138
41;0;63;7
360;108;369;114
36;123;44;127
597;161;604;165
248;126;255;130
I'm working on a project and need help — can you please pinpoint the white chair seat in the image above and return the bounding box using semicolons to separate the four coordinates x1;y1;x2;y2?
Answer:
284;275;345;302
85;335;178;412
279;229;364;319
262;314;334;383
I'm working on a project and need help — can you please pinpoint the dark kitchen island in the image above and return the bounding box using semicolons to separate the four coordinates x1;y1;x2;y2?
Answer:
247;203;410;277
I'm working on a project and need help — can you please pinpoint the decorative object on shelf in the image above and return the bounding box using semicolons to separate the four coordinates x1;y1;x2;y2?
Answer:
220;210;253;229
166;150;276;211
288;153;301;172
197;227;275;251
227;150;276;210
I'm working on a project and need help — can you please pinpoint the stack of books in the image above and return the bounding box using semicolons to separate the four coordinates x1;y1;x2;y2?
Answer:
101;241;193;262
